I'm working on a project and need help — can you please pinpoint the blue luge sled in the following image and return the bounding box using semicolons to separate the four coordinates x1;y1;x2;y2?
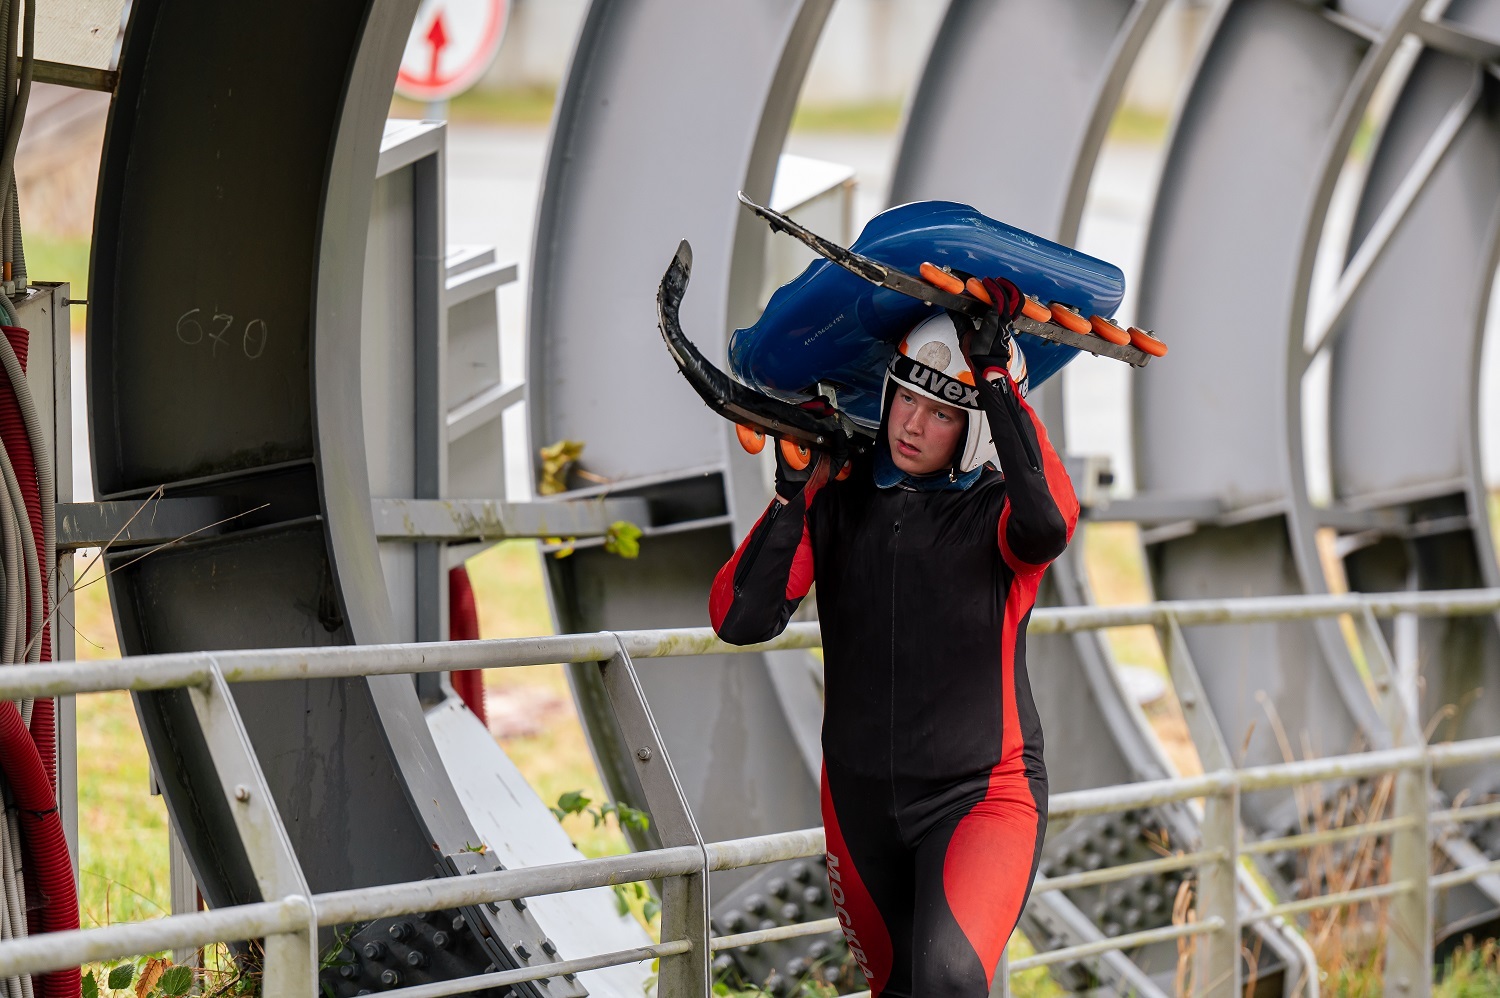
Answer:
729;200;1126;428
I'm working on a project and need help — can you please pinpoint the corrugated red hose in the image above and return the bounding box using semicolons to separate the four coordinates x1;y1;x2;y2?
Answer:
0;699;77;997
0;326;54;789
0;325;74;996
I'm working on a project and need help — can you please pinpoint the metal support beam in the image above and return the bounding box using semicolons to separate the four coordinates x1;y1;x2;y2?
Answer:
371;497;650;542
1307;74;1482;358
56;499;234;550
598;641;709;998
187;664;316;993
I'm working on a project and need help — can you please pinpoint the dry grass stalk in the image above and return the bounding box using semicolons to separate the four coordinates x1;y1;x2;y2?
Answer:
1173;878;1196;997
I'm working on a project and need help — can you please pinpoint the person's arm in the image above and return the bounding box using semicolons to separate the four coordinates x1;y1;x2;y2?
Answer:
708;455;829;645
957;275;1080;574
973;369;1078;572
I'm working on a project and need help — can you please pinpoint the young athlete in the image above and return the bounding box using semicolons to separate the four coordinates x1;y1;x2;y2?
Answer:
708;282;1079;997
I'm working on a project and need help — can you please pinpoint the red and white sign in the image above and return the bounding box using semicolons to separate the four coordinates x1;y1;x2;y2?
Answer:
395;0;509;103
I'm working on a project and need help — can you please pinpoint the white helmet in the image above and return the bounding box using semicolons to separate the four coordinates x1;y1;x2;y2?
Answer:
880;312;1028;474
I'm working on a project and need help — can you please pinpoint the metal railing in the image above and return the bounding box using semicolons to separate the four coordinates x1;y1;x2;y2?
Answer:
0;588;1496;997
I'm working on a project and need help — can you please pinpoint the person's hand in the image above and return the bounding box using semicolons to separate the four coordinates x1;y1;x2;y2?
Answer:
774;446;834;503
961;276;1021;381
976;276;1023;324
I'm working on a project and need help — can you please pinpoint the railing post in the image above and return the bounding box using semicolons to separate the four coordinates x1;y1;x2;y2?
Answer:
187;662;317;994
1359;603;1432;996
599;639;710;998
1161;613;1322;995
1195;781;1240;997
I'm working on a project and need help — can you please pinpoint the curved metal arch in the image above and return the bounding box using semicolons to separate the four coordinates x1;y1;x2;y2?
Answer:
89;1;573;991
1275;2;1500;934
890;0;1167;246
1135;0;1395;806
1307;50;1500;810
1135;0;1500;937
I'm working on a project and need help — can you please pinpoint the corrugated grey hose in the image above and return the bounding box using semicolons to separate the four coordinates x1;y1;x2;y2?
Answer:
0;0;32;295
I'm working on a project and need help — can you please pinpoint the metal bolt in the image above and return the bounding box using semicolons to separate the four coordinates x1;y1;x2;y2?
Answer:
405;951;428;969
451;914;467;932
779;902;801;922
338;965;357;980
541;939;558;956
432;931;452;950
1181;692;1197;708
808;941;830;960
515;942;531;960
790;862;811;883
379;969;401;987
233;785;250;802
786;958;808;977
362;941;387;960
636;747;652;762
388;921;414;942
724;910;745;932
512;897;528;911
746;894;769;915
801;885;825;906
768;877;789;899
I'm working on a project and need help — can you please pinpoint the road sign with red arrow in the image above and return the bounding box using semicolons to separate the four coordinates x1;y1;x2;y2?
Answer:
395;0;509;103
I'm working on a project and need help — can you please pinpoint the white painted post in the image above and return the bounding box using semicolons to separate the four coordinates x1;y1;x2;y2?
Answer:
1195;784;1240;997
1356;605;1431;998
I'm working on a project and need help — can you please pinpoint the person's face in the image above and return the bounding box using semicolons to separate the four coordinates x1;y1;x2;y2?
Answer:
887;388;966;476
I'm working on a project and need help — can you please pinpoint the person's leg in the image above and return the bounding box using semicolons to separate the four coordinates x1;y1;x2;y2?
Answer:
910;779;1045;995
822;764;915;997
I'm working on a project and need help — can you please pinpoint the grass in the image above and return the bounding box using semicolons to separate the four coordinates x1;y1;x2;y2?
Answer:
465;540;633;859
71;552;169;929
1107;104;1171;146
1491;491;1499;556
791;100;904;133
390;85;558;126
388;83;1184;144
22;235;90;332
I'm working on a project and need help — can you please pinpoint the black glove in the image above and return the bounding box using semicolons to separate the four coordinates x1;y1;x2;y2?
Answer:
772;398;847;500
965;276;1020;378
775;444;834;501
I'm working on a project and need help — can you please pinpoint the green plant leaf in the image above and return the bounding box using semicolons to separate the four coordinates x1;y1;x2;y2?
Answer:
544;536;577;559
82;971;99;998
554;790;591;816
107;963;135;990
642;897;661;923
615;802;651;833
159;965;194;996
538;440;586;495
612;883;632;916
604;520;643;559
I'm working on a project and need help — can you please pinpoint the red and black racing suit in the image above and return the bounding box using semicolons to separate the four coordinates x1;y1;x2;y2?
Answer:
710;370;1078;997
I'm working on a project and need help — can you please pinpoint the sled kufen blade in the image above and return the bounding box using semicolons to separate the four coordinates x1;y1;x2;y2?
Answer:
737;192;1155;368
737;191;989;318
657;240;850;453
